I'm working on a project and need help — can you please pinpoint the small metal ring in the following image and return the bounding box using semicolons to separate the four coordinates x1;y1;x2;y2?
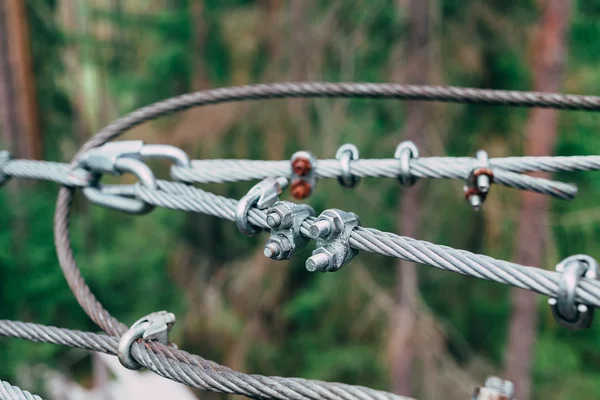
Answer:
117;321;148;370
550;254;598;329
394;141;419;187
82;158;157;215
235;190;262;236
335;144;360;188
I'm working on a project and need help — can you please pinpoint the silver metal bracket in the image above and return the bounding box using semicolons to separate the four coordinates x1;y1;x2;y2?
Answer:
335;144;360;188
394;141;419;187
306;209;360;272
549;254;598;330
290;151;317;199
77;141;191;214
472;376;514;400
264;201;316;260
0;151;12;187
236;177;288;236
464;150;494;211
118;311;176;370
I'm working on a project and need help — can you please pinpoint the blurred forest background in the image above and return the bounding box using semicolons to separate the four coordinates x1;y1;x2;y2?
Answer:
1;0;600;399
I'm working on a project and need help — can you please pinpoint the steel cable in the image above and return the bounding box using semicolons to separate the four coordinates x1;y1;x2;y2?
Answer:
49;82;600;400
0;381;42;400
0;320;409;400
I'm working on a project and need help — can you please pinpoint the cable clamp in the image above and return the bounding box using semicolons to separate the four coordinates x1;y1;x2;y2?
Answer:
236;177;288;236
472;376;514;400
77;141;190;214
306;209;360;272
549;254;598;330
264;201;315;260
0;151;12;188
394;141;419;187
335;144;360;188
290;151;317;199
118;310;176;370
464;150;494;211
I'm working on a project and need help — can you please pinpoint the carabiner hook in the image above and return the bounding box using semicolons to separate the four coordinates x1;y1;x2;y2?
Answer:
82;158;157;214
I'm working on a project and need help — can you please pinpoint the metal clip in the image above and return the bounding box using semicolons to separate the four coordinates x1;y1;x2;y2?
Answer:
549;254;598;330
0;151;12;188
236;177;288;236
118;311;176;370
78;141;190;214
335;144;360;188
472;376;514;400
464;150;494;211
264;201;315;260
394;141;419;187
306;209;360;272
290;151;317;199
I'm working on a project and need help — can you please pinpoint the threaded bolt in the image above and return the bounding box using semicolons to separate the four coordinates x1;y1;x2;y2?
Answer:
266;212;282;228
309;220;333;239
306;252;331;272
477;174;491;193
291;180;312;199
468;194;482;211
264;242;282;259
291;157;312;176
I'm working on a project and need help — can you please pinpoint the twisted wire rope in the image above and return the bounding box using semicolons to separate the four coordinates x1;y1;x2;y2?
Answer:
0;157;579;200
0;320;408;400
41;82;600;399
0;381;41;400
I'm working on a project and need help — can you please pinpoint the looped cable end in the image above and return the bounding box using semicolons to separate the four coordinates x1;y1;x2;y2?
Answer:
549;254;598;330
118;311;176;370
394;141;419;187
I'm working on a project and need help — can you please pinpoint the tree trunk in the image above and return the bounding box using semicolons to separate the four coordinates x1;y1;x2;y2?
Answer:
504;1;571;399
391;0;430;395
1;0;42;159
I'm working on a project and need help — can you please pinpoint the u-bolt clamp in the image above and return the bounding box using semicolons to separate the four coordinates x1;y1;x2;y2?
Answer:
464;150;494;211
335;144;360;188
306;209;360;272
76;140;191;215
236;177;289;236
394;141;419;187
264;201;315;261
548;254;599;330
118;310;176;370
290;151;317;199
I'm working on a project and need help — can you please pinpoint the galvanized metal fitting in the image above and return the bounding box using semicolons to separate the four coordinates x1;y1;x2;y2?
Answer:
306;209;360;272
394;141;419;187
0;151;12;187
335;144;360;188
118;311;176;370
236;177;289;236
78;141;191;214
264;201;315;260
290;151;317;199
548;254;599;330
472;376;514;400
464;150;494;211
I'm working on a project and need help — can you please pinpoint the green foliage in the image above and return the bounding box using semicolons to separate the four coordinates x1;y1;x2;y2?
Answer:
3;0;600;398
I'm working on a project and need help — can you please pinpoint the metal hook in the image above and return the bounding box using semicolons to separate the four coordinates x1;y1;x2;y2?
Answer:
394;141;419;187
335;144;360;188
82;158;157;214
549;254;599;330
235;177;288;236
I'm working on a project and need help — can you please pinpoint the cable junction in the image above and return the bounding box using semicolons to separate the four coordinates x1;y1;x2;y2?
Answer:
5;81;600;399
